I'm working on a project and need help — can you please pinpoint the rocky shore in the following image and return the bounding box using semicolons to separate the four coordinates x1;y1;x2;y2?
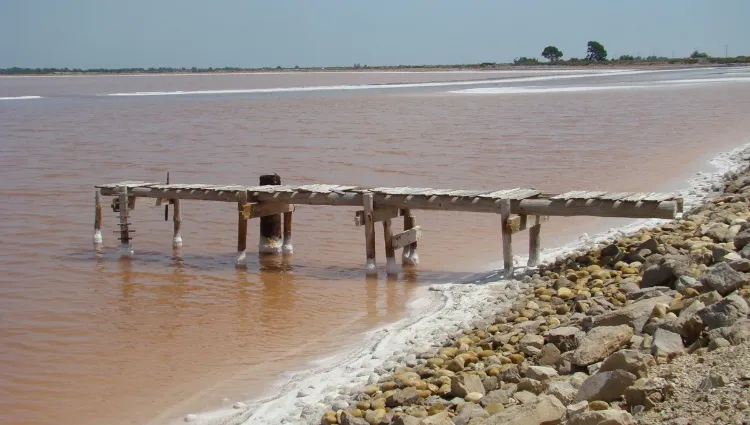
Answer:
318;161;750;425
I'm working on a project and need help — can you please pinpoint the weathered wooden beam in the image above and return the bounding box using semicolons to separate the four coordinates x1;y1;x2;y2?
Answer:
172;198;182;249
500;199;513;278
94;190;103;246
374;193;513;214
518;199;679;219
383;218;397;276
507;214;550;234
354;207;401;226
236;191;248;267
363;192;376;276
251;190;362;206
528;215;542;267
392;226;422;251
258;175;283;255
282;211;293;255
242;202;295;220
101;187;238;202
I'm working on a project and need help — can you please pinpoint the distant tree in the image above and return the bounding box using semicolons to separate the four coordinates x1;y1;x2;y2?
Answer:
513;57;539;65
586;41;608;61
541;45;563;62
618;55;635;61
276;65;282;70
690;50;709;59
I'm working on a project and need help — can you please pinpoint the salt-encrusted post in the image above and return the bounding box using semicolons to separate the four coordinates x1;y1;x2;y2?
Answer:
172;199;182;248
258;174;283;255
236;190;248;266
402;209;419;266
93;190;103;246
528;215;542;267
363;192;377;276
282;210;293;255
500;198;513;278
383;218;397;276
117;185;133;256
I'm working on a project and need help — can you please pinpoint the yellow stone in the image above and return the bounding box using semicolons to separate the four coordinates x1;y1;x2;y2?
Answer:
487;368;500;376
589;400;609;411
350;409;363;418
357;401;371;411
478;350;496;358
539;294;552;302
370;398;386;410
486;402;505;414
380;381;398;391
557;287;575;300
364;385;378;396
509;353;525;364
427;358;444;366
322;411;338;425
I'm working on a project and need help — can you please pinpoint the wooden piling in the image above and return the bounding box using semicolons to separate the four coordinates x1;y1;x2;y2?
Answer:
118;186;131;245
236;191;248;266
172;198;182;248
402;210;419;266
94;190;103;245
363;192;376;276
528;215;542;267
500;199;513;278
258;174;283;254
282;211;293;255
383;218;397;275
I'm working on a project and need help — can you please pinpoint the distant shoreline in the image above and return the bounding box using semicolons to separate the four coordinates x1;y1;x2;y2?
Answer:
1;60;748;77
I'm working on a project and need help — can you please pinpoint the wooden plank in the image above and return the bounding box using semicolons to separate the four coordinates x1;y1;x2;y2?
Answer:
500;199;513;278
622;192;653;202
354;207;401;226
392;226;422;250
519;198;679;219
242;202;294;219
598;192;635;201
643;193;677;202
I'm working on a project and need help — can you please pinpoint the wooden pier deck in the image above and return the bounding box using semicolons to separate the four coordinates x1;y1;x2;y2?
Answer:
94;177;683;277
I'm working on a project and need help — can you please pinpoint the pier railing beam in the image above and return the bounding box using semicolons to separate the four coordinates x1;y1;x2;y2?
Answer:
528;215;542;267
258;174;283;255
500;199;513;278
236;191;248;267
94;190;103;246
363;193;377;276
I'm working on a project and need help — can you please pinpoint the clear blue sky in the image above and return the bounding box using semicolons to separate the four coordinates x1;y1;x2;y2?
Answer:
1;0;748;68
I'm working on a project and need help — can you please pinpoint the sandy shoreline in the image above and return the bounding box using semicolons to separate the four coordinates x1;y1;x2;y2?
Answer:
167;139;750;425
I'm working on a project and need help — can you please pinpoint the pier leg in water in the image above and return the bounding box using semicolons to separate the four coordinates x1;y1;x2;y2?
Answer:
363;192;377;276
118;185;134;257
258;174;283;255
500;199;513;278
402;210;419;266
528;215;542;267
236;191;248;267
93;190;103;246
282;211;293;255
383;218;398;276
172;199;182;249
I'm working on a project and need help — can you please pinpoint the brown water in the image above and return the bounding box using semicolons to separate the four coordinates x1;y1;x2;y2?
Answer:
1;68;750;425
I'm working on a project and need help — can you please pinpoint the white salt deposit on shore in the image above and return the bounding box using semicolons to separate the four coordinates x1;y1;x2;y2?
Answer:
173;141;750;425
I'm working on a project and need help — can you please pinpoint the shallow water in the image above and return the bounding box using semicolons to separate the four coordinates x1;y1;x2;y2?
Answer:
1;67;750;425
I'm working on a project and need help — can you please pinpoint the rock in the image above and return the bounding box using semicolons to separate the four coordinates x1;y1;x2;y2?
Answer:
538;344;561;367
558;287;575;300
480;389;510;407
392;416;421;425
699;371;729;389
588;400;609;410
574;370;637;402
386;387;420;407
453;403;488;425
697;290;723;306
566;410;635;425
698;293;750;330
723;252;750;272
638;238;659;254
481;395;565;425
566;400;589;417
419;411;453;425
517;378;545;395
364;409;386;425
572;325;634;366
598;349;655;378
741;244;750;260
451;374;486;398
519;334;545;351
708;337;731;350
548;327;584;352
483;376;499;392
591;296;673;333
514;390;539;405
700;262;745;296
340;411;369;425
498;365;522;383
526;366;558;381
652;329;684;355
547;380;577;404
674;275;702;292
601;244;621;258
446;357;465;372
641;255;691;289
623;377;672;410
734;229;750;250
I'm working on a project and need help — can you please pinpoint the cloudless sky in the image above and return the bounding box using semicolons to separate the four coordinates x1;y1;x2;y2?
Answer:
0;0;748;69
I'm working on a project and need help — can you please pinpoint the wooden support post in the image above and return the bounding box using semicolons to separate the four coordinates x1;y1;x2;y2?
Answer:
383;218;397;276
237;191;248;267
402;209;419;266
363;192;377;276
528;215;542;267
500;199;513;278
94;190;103;245
282;211;293;255
258;174;283;255
117;185;134;257
172;198;182;248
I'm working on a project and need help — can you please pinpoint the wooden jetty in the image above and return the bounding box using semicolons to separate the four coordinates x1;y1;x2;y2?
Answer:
94;175;683;277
